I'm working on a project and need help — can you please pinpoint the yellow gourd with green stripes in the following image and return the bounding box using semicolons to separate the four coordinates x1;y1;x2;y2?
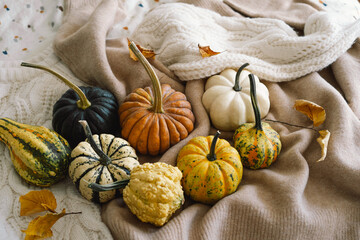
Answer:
0;118;71;187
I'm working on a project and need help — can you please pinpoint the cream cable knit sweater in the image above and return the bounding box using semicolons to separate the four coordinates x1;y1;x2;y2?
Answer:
0;47;113;239
131;3;360;81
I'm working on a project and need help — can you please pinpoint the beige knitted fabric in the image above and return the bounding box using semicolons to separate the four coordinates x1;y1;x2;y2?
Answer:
131;3;360;82
0;47;113;239
51;0;360;239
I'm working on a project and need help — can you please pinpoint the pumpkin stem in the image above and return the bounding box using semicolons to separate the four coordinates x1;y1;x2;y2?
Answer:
79;120;112;165
233;63;250;92
88;179;130;191
249;74;263;131
20;62;92;110
128;41;163;113
207;130;221;161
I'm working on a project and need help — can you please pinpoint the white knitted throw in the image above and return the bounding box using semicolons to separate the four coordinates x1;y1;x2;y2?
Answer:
131;3;360;81
0;47;113;240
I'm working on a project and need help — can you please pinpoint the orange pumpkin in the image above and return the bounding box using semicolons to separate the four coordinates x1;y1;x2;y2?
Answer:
118;42;195;155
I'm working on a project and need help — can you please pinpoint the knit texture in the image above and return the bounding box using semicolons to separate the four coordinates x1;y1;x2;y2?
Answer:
0;47;113;239
131;3;360;82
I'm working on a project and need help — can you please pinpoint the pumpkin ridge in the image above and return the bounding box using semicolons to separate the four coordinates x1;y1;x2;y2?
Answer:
161;84;176;101
162;89;183;103
158;116;170;153
130;113;153;154
162;115;181;145
92;165;105;203
121;110;150;138
213;161;227;195
108;142;130;158
163;100;192;109
73;162;101;189
147;114;160;155
164;114;188;139
184;160;209;201
166;113;194;132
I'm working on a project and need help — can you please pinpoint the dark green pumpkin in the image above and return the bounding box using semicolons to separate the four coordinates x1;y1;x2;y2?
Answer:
233;74;281;169
21;62;119;148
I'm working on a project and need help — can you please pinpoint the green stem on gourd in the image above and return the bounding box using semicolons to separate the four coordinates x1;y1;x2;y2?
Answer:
249;74;263;131
89;179;130;191
207;130;221;161
20;62;91;110
128;41;163;113
233;63;250;92
79;120;112;166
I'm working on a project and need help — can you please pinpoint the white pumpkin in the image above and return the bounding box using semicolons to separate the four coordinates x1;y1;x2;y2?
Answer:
69;120;139;203
202;63;270;131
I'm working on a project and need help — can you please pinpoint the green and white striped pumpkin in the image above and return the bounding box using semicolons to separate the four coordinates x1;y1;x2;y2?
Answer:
0;118;71;187
69;120;139;203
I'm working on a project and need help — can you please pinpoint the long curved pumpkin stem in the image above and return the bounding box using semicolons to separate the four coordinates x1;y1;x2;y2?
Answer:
128;41;164;113
249;74;263;131
207;130;221;161
79;120;112;166
88;179;130;191
233;63;250;92
20;62;91;110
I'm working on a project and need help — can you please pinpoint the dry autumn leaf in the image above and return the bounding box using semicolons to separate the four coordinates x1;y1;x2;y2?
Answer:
294;99;326;127
19;190;57;216
128;39;156;61
198;44;221;58
316;130;331;162
22;209;66;240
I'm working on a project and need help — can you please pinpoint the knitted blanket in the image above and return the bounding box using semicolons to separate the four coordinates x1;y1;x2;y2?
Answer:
52;1;360;239
1;0;359;239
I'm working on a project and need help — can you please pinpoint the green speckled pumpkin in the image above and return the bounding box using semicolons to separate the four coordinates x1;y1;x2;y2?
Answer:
233;74;281;170
177;131;243;205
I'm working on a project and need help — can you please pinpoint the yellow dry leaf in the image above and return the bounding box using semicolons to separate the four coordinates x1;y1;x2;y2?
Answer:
19;190;57;216
316;130;330;162
294;99;326;127
128;39;156;61
198;44;221;58
22;209;66;240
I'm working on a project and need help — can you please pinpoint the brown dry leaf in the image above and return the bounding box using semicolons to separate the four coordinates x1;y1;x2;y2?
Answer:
22;209;66;240
294;99;326;127
19;190;57;216
198;44;221;58
128;39;156;61
316;130;330;162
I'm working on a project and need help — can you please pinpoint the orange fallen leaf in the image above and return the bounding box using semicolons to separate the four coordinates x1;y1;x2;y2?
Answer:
22;209;66;240
294;99;326;127
128;39;156;61
19;190;57;216
316;130;330;162
198;44;221;58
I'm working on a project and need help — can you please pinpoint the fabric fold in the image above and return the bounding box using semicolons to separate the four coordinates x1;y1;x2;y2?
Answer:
52;0;360;239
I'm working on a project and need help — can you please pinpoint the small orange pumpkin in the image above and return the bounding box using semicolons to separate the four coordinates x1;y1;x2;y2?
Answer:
118;42;195;155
